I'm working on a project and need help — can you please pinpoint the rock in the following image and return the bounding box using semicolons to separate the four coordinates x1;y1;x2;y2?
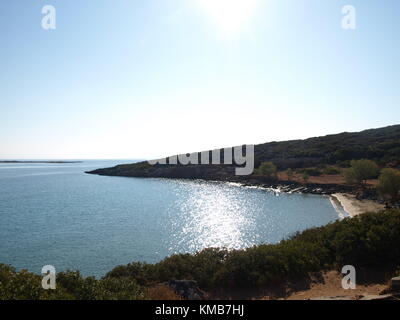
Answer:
310;296;354;300
165;280;206;300
311;294;398;301
389;276;400;292
359;294;396;300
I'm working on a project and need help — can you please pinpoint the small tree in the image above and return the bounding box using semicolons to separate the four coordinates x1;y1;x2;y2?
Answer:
323;166;341;175
377;168;400;204
302;173;310;184
346;159;379;187
255;162;277;180
344;168;356;185
286;168;294;181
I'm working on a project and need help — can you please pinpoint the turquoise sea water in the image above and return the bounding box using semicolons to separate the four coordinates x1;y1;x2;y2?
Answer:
0;160;340;277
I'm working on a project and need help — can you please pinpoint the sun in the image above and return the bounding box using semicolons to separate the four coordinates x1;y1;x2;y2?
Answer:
196;0;259;36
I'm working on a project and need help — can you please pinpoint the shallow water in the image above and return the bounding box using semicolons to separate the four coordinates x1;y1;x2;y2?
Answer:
0;160;340;277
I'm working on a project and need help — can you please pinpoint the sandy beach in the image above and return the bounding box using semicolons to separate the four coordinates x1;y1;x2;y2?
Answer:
332;193;385;217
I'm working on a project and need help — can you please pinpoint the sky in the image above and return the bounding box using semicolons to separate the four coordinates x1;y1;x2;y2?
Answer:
0;0;399;159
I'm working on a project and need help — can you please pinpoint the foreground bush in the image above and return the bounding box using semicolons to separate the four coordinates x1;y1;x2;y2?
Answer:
0;266;145;300
146;285;181;300
1;210;399;299
106;210;400;290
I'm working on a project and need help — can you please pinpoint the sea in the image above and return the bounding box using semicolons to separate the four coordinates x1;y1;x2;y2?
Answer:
0;160;342;277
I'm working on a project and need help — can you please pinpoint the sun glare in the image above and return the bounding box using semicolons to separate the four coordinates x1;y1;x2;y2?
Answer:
197;0;259;36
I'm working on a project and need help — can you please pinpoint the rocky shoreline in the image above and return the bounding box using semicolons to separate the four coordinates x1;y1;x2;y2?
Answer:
196;178;387;216
87;163;388;216
87;164;356;196
231;179;355;196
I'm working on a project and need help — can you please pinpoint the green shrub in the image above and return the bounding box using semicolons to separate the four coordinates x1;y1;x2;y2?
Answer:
300;168;322;176
2;210;400;298
254;162;277;180
377;168;400;203
0;266;145;300
105;210;400;290
323;167;341;175
346;159;380;186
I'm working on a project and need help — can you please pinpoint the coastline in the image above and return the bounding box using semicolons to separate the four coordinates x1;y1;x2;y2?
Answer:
228;181;384;219
233;182;384;219
331;193;384;217
88;161;389;220
0;160;82;164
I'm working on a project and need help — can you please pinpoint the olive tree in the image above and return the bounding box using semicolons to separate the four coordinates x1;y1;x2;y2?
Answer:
345;159;379;187
255;162;277;180
377;168;400;203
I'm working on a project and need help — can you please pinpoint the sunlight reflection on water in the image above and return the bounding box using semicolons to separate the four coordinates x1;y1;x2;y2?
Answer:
169;182;271;253
0;162;340;276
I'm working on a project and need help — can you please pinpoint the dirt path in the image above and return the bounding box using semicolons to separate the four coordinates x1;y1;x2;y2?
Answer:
283;271;387;300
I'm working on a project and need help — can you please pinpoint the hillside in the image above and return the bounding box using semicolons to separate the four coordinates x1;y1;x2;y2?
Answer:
87;125;400;181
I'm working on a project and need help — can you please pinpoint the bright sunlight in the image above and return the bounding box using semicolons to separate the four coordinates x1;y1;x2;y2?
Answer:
196;0;259;35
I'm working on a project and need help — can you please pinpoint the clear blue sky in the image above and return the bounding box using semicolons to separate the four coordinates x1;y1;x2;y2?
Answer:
0;0;399;159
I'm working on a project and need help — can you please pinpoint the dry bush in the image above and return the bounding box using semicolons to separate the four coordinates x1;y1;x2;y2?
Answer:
146;285;182;300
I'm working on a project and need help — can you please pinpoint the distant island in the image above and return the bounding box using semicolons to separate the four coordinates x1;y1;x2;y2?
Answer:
0;160;82;164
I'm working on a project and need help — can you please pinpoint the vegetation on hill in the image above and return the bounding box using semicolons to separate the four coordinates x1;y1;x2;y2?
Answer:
378;168;400;203
254;161;277;179
344;159;380;187
254;124;400;169
323;166;341;175
87;125;400;179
